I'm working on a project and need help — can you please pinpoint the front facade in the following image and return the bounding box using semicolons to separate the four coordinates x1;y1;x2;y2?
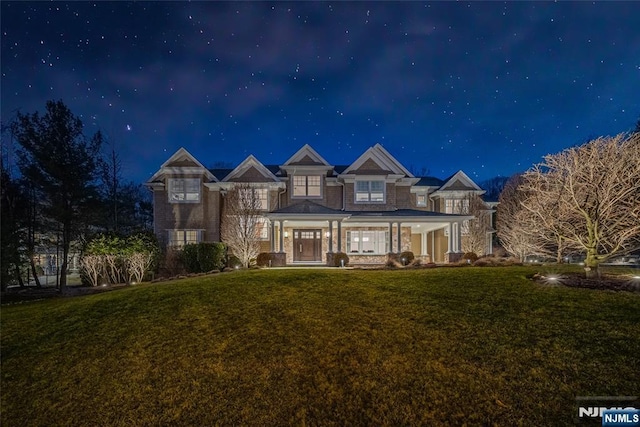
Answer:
146;144;495;265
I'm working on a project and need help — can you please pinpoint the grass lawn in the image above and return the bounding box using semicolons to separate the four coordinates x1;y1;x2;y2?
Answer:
2;267;638;426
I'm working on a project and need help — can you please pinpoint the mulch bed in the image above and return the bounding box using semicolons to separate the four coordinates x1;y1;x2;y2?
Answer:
532;272;640;292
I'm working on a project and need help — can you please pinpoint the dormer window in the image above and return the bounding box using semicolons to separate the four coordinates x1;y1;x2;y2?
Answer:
169;178;200;203
293;175;321;198
416;194;427;207
355;180;385;203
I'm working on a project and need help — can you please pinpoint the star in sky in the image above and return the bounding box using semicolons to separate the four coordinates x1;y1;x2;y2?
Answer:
1;1;639;183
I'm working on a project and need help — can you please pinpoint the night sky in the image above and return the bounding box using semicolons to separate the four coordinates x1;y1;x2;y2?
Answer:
2;1;639;184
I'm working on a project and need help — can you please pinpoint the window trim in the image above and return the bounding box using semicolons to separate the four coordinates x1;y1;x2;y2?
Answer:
346;230;388;254
292;175;322;199
239;187;269;210
167;229;202;247
168;178;201;204
354;180;386;204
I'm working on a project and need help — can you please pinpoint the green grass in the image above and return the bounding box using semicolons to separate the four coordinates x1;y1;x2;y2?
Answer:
2;267;638;426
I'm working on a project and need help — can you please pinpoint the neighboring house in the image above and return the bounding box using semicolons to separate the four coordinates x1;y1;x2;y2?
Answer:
146;144;496;265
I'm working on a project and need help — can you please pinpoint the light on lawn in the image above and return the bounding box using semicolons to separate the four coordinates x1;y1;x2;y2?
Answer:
632;275;640;280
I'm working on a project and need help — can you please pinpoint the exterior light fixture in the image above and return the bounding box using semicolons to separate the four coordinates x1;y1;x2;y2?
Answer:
325;231;331;237
284;231;289;238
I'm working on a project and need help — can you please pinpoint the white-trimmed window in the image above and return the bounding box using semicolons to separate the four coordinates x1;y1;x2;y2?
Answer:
169;178;200;203
256;217;269;240
416;194;427;207
346;230;388;254
239;187;268;210
445;198;469;214
355;180;385;203
292;175;321;197
168;229;202;246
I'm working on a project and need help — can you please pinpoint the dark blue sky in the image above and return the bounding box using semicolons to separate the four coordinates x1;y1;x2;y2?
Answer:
2;1;639;184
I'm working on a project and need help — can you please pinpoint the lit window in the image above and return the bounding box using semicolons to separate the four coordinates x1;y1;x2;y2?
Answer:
169;178;200;203
239;187;268;210
416;194;427;207
168;230;201;246
256;217;269;240
346;231;388;254
355;180;385;203
445;199;469;214
293;175;322;197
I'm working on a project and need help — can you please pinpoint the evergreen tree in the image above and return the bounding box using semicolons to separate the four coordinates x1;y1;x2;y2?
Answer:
12;100;104;289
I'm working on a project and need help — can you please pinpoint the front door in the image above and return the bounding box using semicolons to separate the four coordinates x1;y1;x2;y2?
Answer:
293;229;322;262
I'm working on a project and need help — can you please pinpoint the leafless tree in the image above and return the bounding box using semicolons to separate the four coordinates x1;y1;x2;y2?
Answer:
519;169;574;263
125;252;154;283
522;133;640;276
496;175;538;261
80;255;102;287
462;194;493;255
221;184;264;268
450;194;493;255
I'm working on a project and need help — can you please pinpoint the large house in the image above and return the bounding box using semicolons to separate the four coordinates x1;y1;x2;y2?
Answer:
146;143;495;266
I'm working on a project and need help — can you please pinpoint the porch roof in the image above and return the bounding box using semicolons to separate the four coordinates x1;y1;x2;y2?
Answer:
266;202;472;223
266;200;351;220
344;209;473;223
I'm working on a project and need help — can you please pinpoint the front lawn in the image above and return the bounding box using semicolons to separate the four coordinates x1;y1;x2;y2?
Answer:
1;267;638;425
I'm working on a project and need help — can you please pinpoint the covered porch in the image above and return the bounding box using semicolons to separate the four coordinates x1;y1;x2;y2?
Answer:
265;201;472;266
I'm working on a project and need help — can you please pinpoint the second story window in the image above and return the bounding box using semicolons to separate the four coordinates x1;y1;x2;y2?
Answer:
445;198;469;214
293;175;321;197
169;178;200;203
416;194;427;207
355;180;385;203
239;187;268;210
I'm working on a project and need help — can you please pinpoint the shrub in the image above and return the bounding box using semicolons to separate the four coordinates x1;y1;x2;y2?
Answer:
462;252;479;263
181;243;226;273
332;252;349;267
399;251;415;266
256;252;272;267
227;254;243;269
409;258;422;267
473;258;491;267
385;259;402;269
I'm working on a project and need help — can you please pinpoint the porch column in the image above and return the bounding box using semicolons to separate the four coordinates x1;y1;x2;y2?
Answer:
278;220;285;253
388;222;393;253
421;232;429;257
328;220;334;253
337;221;342;252
270;220;275;252
454;221;462;253
396;222;402;253
446;223;453;253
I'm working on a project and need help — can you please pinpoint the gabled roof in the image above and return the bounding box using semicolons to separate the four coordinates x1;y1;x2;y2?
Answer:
221;155;279;182
147;147;216;183
438;170;483;192
283;144;330;166
342;143;414;177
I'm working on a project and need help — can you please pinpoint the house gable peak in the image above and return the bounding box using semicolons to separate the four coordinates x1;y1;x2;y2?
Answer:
343;143;414;177
222;155;279;182
147;147;216;183
283;144;330;166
